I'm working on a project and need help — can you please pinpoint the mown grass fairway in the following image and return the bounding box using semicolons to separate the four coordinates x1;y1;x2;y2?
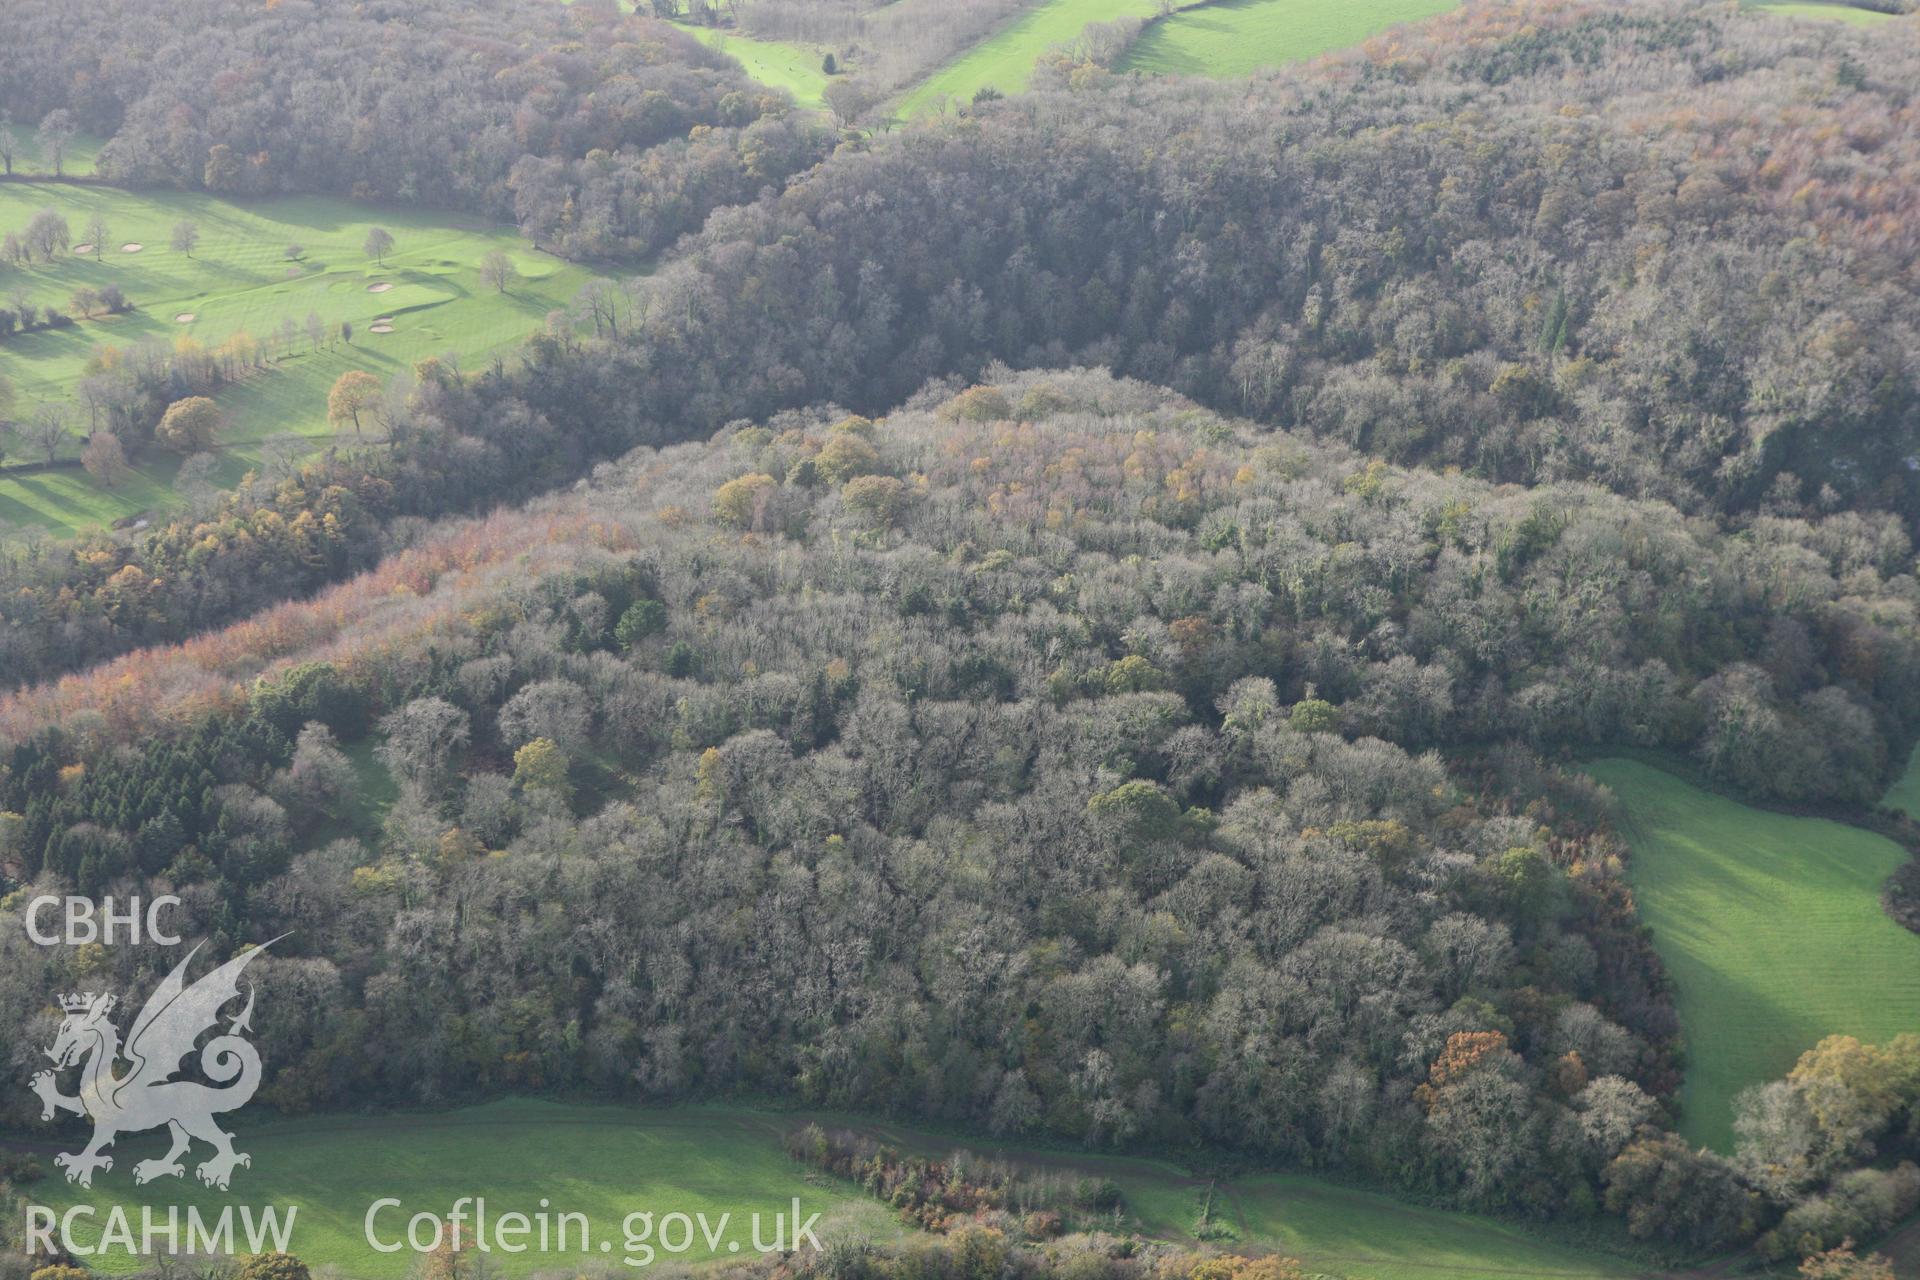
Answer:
11;1101;1654;1279
1121;0;1460;78
672;22;835;110
0;183;592;536
1750;0;1898;24
894;0;1158;117
1885;744;1920;818
1588;757;1920;1152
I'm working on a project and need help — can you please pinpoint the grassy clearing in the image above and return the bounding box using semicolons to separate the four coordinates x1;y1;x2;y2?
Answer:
11;1101;1653;1279
672;22;835;111
1120;0;1460;78
1587;757;1920;1152
0;183;593;537
1749;0;1898;24
894;0;1159;118
1884;743;1920;818
20;1102;905;1277
1117;1171;1640;1279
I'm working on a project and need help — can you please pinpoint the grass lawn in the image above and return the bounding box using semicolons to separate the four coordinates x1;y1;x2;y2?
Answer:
671;22;836;111
1587;757;1920;1152
10;1100;1655;1278
1120;0;1460;78
0;183;593;537
894;0;1160;118
1749;0;1898;24
1884;743;1920;818
1119;1170;1641;1278
16;1102;906;1277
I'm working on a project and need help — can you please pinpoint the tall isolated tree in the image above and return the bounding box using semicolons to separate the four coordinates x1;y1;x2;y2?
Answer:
156;396;222;453
25;209;70;262
82;213;108;259
327;371;381;438
23;404;69;463
0;113;17;176
37;109;76;177
364;226;395;266
822;78;876;129
81;431;129;487
479;249;515;293
170;220;200;257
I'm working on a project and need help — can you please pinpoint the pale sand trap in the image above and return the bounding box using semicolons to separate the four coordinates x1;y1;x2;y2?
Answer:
374;316;393;323
71;242;95;255
174;313;196;324
120;242;143;253
367;281;393;293
369;323;396;334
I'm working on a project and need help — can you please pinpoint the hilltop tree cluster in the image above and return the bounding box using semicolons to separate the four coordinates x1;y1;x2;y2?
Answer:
0;372;1916;1266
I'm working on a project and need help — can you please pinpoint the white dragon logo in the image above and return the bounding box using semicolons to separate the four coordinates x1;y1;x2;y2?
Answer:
29;938;281;1190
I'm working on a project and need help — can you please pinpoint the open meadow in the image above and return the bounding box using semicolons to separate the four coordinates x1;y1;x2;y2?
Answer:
1120;0;1461;78
1749;0;1899;24
12;1101;1653;1280
671;22;836;110
893;0;1159;116
1588;757;1920;1151
0;183;591;537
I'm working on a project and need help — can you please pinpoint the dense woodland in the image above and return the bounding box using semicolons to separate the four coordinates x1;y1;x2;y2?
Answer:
6;1;1920;689
3;0;1920;1274
1;371;1917;1264
0;0;832;257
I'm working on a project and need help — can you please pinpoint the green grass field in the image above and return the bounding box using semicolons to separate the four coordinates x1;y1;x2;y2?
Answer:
0;183;592;537
1885;744;1920;818
17;1102;904;1276
1588;757;1920;1152
11;1100;1651;1278
894;0;1159;118
1750;0;1898;24
1117;1169;1640;1278
1120;0;1460;78
672;22;836;111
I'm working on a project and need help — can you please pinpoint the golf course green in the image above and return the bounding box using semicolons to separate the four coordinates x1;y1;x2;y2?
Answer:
12;1100;1650;1279
1120;0;1460;79
672;22;836;111
894;0;1159;117
1750;0;1899;24
1589;757;1920;1152
0;183;592;537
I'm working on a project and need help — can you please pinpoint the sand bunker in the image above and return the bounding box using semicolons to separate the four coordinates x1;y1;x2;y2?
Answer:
369;323;396;334
174;312;196;324
120;242;143;253
71;242;95;255
367;281;393;293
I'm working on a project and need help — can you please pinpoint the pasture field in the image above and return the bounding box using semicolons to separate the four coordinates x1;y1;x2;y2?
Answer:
1885;743;1920;818
894;0;1159;118
671;22;836;111
1587;757;1920;1151
13;1100;1651;1279
1120;0;1460;78
0;183;592;537
1750;0;1898;23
